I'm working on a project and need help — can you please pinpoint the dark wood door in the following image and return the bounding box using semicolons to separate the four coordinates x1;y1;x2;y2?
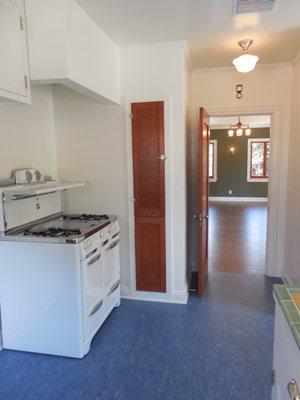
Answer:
131;101;166;292
197;107;210;296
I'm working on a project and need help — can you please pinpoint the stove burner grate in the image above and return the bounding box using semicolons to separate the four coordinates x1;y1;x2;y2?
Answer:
63;214;109;222
23;227;82;238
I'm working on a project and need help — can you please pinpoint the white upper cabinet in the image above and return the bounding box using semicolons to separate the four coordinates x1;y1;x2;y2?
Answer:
0;0;31;104
26;0;121;105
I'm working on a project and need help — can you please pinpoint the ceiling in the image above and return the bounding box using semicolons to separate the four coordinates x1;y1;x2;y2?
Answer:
210;115;271;129
77;0;300;69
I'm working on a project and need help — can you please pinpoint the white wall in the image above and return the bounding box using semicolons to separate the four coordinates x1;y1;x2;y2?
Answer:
190;64;292;275
0;85;57;181
52;85;129;286
283;58;300;283
121;41;188;301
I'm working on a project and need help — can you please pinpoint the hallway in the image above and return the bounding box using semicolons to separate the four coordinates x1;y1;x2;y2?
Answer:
209;202;267;274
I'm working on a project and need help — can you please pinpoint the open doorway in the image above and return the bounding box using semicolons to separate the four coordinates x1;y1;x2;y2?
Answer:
208;115;271;275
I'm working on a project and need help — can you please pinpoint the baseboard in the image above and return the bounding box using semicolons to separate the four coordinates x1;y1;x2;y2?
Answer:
171;289;189;304
209;196;268;202
281;270;294;285
121;286;188;305
121;286;131;298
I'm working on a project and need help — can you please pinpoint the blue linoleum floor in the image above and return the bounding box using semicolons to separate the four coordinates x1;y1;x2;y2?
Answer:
0;272;281;400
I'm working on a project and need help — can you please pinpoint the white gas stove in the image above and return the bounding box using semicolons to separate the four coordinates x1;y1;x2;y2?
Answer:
0;170;121;358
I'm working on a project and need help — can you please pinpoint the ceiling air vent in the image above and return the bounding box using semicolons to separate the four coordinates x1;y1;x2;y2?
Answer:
233;0;279;14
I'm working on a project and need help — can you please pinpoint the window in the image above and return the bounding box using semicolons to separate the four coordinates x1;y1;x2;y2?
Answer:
209;140;217;182
247;138;270;182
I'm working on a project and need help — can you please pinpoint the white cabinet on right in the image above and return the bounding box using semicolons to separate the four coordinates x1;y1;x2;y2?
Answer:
272;293;300;400
0;0;30;104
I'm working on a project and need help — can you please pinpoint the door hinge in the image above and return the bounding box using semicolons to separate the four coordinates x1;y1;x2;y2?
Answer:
129;113;134;119
20;16;24;30
24;76;28;89
271;369;275;386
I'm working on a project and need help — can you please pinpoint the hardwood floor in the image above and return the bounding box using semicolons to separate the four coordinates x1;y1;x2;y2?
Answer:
208;201;267;274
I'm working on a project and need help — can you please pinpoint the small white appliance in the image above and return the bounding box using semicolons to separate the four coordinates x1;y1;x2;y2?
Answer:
13;168;44;184
0;171;120;358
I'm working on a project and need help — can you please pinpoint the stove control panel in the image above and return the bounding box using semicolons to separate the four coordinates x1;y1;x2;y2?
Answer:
14;169;44;185
80;220;119;259
99;221;119;240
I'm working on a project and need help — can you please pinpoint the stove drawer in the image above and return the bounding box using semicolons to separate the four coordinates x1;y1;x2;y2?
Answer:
85;279;120;342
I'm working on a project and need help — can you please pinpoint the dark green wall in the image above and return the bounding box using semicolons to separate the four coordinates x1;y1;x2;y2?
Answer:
210;127;270;198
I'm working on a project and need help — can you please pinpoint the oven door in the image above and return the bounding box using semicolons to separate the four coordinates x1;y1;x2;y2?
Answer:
102;234;120;296
82;247;104;318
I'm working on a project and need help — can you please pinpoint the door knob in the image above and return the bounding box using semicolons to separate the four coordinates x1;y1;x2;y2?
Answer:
131;197;136;202
157;155;167;161
288;379;300;399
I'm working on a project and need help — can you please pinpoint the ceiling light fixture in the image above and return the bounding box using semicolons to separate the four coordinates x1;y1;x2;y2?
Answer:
233;39;259;73
228;117;251;137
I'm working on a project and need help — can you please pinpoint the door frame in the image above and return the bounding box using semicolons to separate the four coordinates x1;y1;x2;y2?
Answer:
206;105;287;278
124;94;186;303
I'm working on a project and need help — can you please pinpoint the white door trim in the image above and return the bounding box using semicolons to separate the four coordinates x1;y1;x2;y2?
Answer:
207;105;287;278
209;197;268;202
124;95;187;304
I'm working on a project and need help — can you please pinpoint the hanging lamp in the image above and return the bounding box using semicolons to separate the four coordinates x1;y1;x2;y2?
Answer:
233;39;259;73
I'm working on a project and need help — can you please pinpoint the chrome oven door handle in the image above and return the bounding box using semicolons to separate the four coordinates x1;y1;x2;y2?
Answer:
89;299;103;317
85;248;97;259
109;280;120;295
106;239;120;252
87;253;101;266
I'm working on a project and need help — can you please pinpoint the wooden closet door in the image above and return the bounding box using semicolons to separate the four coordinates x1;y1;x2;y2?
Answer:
131;101;166;292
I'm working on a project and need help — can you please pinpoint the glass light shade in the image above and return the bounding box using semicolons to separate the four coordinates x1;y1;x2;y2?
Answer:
228;129;234;137
236;128;243;136
245;128;251;136
232;54;259;73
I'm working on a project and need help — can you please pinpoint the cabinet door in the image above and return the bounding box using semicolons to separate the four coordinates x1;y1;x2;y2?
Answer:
0;0;28;99
131;101;166;293
272;304;300;400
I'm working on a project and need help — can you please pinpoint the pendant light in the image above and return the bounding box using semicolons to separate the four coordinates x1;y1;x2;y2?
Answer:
233;39;259;73
228;117;252;137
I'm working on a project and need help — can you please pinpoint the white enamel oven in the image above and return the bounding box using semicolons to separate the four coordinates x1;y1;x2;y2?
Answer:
0;219;120;359
81;221;120;346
